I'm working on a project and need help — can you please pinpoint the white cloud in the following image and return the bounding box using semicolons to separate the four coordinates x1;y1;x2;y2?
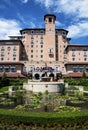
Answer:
17;13;26;24
0;18;21;39
67;21;88;38
55;21;62;27
36;0;88;18
21;0;28;3
29;22;36;28
55;0;88;18
34;0;88;38
35;0;53;8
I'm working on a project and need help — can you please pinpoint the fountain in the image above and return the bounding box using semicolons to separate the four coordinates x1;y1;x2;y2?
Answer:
23;63;65;93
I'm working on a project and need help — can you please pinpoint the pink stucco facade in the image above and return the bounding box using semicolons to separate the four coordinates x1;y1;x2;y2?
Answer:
0;14;88;78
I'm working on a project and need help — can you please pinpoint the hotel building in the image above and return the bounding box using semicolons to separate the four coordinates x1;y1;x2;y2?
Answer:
0;14;88;78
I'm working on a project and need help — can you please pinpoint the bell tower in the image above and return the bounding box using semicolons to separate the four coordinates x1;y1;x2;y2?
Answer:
44;14;56;34
44;14;56;61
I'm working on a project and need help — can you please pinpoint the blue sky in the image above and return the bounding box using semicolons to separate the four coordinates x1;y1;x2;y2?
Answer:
0;0;88;44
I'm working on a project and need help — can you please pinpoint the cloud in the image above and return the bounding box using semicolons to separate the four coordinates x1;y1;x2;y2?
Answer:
35;0;88;18
35;0;53;9
21;0;28;3
0;18;21;39
34;0;88;39
55;0;88;18
67;21;88;38
17;13;27;24
55;21;62;27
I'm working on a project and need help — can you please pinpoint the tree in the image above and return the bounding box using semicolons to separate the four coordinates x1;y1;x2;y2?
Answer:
1;72;9;87
82;71;86;78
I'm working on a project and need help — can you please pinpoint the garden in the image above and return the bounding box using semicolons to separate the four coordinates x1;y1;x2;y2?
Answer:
0;74;88;129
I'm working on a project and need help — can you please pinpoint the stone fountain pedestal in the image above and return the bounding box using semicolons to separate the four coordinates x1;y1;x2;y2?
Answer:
23;80;65;93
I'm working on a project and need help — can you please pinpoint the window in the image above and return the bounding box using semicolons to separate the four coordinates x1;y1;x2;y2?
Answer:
41;50;43;53
56;31;58;35
36;31;39;35
31;45;33;48
79;66;84;72
72;58;75;61
41;45;43;48
62;31;66;35
40;40;43;44
7;47;11;51
22;31;26;34
1;57;4;61
62;67;64;72
49;18;52;22
40;30;44;34
31;50;33;53
72;48;75;51
4;66;10;72
31;55;33;58
73;66;78;72
48;48;52;53
84;58;87;61
36;40;38;43
31;36;34;39
86;67;88;72
0;66;3;72
13;51;16;56
22;36;25;39
31;30;34;34
41;55;43;58
40;35;43;39
13;57;16;60
84;51;87;56
72;52;75;56
13;46;16;51
31;41;34;44
1;52;4;56
11;66;16;72
1;47;4;51
86;69;88;72
83;48;87;51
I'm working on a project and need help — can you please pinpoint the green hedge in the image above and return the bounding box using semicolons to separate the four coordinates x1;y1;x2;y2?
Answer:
0;109;88;127
64;77;88;86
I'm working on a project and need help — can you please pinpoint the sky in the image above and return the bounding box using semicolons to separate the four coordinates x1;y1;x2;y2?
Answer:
0;0;88;44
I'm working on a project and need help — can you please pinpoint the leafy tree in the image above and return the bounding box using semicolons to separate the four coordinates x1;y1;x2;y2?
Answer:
1;72;9;87
82;71;86;78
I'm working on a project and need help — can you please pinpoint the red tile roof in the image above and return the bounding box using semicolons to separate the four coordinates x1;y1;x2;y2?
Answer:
63;72;88;77
0;62;24;65
65;62;88;65
0;73;26;78
65;44;88;50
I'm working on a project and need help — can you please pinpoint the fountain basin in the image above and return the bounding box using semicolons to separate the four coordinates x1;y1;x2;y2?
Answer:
23;80;65;93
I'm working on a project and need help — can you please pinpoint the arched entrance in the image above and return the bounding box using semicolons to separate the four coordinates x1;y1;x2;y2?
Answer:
49;73;54;78
34;73;40;80
41;73;46;77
